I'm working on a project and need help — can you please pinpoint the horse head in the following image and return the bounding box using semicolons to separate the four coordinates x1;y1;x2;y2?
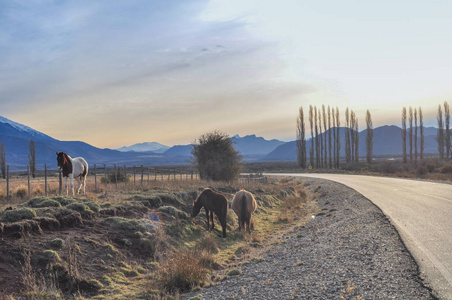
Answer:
56;152;66;170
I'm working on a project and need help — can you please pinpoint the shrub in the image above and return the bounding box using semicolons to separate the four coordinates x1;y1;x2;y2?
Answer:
159;249;208;292
158;206;189;219
15;186;28;199
439;164;452;174
192;130;242;182
104;217;146;232
100;170;130;183
49;238;65;249
0;208;36;223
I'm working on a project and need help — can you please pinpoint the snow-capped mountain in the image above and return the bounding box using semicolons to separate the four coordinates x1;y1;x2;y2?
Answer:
116;142;170;153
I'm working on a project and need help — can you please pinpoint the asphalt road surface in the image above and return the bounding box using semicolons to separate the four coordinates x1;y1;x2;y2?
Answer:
267;173;452;300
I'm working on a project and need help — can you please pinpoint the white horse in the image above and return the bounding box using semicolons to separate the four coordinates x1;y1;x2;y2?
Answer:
56;152;88;196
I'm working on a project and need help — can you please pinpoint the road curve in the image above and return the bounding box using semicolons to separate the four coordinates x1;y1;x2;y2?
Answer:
267;173;452;300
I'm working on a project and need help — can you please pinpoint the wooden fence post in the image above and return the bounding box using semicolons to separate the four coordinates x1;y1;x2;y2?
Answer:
141;165;144;187
45;163;48;197
147;167;150;185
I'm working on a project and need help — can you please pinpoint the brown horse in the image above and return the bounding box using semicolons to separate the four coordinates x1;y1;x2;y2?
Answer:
192;188;228;238
231;189;257;233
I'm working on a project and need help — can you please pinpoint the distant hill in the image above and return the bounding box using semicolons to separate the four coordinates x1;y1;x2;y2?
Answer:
116;142;170;153
264;125;440;161
0;115;444;169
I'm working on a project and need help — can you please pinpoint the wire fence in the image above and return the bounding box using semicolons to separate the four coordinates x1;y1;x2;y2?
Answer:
0;164;267;205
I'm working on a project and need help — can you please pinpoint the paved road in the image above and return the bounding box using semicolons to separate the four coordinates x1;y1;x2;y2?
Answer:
267;173;452;299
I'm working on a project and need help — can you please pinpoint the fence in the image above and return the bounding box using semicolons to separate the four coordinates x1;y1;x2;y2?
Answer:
0;164;199;203
239;173;268;185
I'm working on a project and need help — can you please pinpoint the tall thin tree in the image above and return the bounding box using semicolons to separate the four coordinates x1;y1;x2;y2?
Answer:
332;107;336;168
345;108;351;163
336;107;341;168
354;115;359;163
402;107;407;163
315;106;320;168
0;143;5;179
350;111;356;163
419;107;424;160
366;110;373;164
409;107;413;161
328;105;332;169
322;105;327;168
444;101;450;158
296;107;307;168
318;106;324;168
437;104;445;159
414;109;418;160
28;139;36;178
309;105;314;168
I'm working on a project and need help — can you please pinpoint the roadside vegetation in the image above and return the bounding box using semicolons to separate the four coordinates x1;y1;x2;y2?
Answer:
0;176;316;299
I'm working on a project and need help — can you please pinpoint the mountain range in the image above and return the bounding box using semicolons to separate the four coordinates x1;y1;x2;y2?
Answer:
0;115;442;170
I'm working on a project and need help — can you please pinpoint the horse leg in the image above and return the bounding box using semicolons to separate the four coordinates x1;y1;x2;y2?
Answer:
70;174;74;196
246;216;251;234
210;211;215;230
65;177;69;195
220;215;227;239
205;209;210;230
82;175;86;195
237;215;242;230
75;177;82;194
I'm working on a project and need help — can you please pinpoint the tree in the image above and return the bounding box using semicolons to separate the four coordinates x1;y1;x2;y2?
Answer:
366;110;373;164
0;143;5;179
296;107;307;168
335;107;341;168
419;107;424;160
322;105;327;168
345;108;351;163
328;105;332;169
350;110;356;163
444;101;450;158
409;107;413;161
29;139;36;178
402;107;407;163
414;108;418;160
315;106;320;168
309;106;315;168
437;105;445;159
192;131;242;181
354;114;359;163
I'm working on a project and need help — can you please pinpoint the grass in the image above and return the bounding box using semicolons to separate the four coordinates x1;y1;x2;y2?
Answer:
0;175;317;299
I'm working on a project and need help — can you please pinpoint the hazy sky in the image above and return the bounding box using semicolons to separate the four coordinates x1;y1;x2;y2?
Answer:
1;0;451;148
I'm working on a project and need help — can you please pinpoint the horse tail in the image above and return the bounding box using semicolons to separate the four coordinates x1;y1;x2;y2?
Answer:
240;193;250;227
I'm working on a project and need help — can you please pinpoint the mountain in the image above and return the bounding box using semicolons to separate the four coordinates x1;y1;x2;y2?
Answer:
116;142;170;153
264;125;440;161
231;134;284;159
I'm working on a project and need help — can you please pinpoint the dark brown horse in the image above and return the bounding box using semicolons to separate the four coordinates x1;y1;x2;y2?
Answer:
231;189;257;233
192;188;228;238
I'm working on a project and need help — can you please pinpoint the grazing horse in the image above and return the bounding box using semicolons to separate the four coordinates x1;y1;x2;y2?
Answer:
192;188;228;238
56;152;88;196
231;189;257;233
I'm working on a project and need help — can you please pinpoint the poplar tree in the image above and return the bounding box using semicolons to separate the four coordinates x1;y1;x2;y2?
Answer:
29;139;36;178
345;108;351;163
444;101;450;158
366;110;373;164
419;107;424;160
414;109;418;160
315;106;320;168
332;107;336;168
328;105;332;169
402;107;407;163
336;107;341;168
437;105;445;159
354;115;359;163
409;107;413;161
296;107;307;168
309;105;314;168
0;143;5;179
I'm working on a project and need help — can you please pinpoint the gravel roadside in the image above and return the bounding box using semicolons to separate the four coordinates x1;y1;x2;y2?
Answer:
184;177;436;299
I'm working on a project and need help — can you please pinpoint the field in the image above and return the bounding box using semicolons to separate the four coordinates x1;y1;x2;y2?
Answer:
0;175;317;299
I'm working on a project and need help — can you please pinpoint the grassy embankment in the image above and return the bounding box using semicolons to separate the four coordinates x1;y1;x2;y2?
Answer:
0;176;317;299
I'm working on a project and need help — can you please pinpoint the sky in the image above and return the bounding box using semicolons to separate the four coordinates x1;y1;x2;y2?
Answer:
1;0;452;149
